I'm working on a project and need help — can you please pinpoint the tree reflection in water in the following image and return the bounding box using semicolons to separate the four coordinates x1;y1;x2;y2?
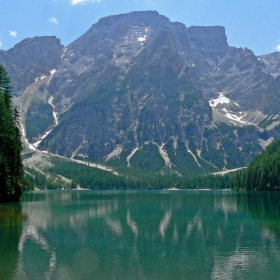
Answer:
237;192;280;239
0;203;24;279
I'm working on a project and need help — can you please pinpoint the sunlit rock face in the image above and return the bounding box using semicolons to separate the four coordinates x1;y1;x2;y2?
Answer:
0;36;63;96
2;11;280;175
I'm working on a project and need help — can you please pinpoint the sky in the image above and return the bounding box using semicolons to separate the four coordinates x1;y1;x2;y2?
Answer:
0;0;279;56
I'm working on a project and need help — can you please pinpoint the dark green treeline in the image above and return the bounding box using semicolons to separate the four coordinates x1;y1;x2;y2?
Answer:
176;137;280;191
26;141;280;191
26;157;233;190
0;65;24;202
234;138;280;191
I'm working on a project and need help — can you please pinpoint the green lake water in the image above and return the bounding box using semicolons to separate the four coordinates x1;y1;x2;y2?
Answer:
1;190;280;279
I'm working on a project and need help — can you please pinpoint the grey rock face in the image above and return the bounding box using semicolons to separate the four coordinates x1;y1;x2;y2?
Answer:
2;11;280;175
258;52;280;79
188;26;228;54
0;36;64;96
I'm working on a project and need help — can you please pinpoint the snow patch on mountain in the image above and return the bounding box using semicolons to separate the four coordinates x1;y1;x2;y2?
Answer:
61;48;67;58
35;75;47;82
209;92;230;107
222;108;247;124
209;93;253;125
49;96;58;125
138;35;147;42
50;69;56;76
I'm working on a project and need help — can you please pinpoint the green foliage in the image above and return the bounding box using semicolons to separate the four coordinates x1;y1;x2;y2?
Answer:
46;157;175;190
130;143;165;173
24;156;186;190
241;143;258;154
24;167;72;190
177;173;233;190
222;137;245;168
25;152;241;191
25;99;53;141
165;140;202;174
232;138;280;190
0;65;24;202
236;125;256;137
217;123;234;135
104;149;138;175
201;146;224;169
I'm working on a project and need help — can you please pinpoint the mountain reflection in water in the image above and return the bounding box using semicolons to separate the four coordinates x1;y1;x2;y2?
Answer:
2;190;280;279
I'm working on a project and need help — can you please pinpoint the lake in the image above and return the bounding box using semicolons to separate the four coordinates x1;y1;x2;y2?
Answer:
1;190;280;279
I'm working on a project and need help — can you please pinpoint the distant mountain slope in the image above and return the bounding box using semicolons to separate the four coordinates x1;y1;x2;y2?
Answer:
1;11;280;176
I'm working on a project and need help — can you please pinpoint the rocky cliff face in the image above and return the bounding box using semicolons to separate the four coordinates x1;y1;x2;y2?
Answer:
258;52;280;79
2;11;280;176
0;36;64;96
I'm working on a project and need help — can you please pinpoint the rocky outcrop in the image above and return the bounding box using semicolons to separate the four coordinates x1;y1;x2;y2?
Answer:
258;52;280;79
0;36;64;96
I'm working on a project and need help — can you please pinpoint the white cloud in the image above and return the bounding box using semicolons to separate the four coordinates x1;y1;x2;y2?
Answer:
49;17;59;24
0;41;2;48
9;30;17;37
71;0;100;5
276;45;280;52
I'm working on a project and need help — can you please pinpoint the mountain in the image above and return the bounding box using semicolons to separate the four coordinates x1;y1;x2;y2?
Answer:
0;36;63;96
2;11;280;176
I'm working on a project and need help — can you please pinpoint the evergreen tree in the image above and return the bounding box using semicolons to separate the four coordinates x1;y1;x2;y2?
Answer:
233;137;280;191
0;65;24;202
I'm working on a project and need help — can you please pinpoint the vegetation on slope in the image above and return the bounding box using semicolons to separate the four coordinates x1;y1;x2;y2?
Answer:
25;98;53;141
0;65;25;202
233;138;280;191
25;154;234;190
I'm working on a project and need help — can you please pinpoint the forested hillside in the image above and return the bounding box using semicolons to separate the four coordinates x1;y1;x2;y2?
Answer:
0;65;24;202
233;139;280;191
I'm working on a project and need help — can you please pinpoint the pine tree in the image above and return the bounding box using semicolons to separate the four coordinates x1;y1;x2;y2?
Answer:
0;65;24;202
234;137;280;191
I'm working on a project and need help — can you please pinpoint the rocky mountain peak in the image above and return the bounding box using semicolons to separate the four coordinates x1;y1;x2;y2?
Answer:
94;11;167;28
258;51;280;79
188;26;228;54
1;36;64;95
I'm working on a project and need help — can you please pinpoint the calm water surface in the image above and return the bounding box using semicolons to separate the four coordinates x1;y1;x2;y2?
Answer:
1;190;280;279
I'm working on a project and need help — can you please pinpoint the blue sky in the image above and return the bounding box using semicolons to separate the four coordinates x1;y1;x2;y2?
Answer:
0;0;279;55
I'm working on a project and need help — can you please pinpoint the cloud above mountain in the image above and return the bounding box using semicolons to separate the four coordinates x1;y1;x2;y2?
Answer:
70;0;101;5
49;17;59;24
9;30;17;37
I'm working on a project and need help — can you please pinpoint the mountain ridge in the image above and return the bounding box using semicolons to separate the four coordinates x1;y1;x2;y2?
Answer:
1;11;280;176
